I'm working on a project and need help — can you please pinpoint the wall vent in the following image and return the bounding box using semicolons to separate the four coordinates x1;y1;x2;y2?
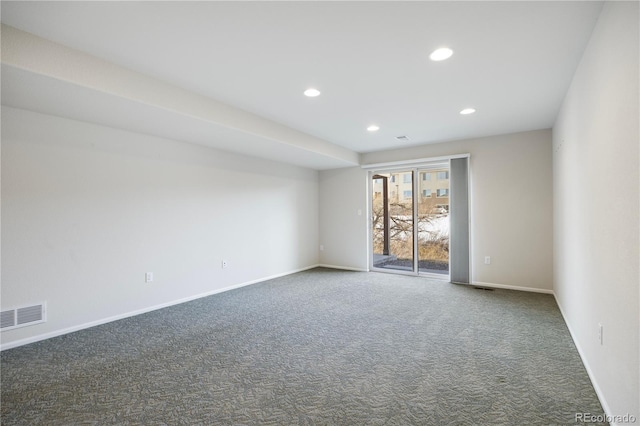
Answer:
1;303;46;331
0;310;15;329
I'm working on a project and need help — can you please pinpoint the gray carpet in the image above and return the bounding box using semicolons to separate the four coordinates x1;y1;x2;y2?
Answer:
1;268;605;425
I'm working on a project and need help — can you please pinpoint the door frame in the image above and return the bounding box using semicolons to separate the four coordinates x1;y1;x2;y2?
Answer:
364;154;470;281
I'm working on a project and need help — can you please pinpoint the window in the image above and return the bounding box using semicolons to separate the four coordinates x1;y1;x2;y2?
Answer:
403;173;411;183
437;188;449;197
422;189;431;197
437;171;449;180
403;190;412;199
422;172;431;181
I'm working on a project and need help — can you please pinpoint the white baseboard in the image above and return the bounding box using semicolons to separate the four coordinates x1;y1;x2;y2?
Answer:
0;264;320;351
553;294;614;424
471;280;554;294
317;264;369;272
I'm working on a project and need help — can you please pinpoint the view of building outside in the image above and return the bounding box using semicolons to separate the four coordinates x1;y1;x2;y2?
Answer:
372;169;450;274
373;170;449;211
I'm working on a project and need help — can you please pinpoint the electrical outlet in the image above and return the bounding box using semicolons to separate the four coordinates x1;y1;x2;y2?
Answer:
484;256;491;265
145;272;153;283
320;245;324;251
598;323;603;345
222;260;228;269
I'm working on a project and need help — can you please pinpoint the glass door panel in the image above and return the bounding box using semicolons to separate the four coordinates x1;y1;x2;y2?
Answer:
417;168;450;275
371;171;414;272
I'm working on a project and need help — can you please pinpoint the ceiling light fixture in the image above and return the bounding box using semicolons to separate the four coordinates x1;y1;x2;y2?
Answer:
367;125;380;132
304;88;321;97
429;47;453;61
460;108;476;115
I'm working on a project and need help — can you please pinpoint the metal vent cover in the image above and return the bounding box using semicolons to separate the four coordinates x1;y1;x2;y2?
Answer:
0;310;16;329
17;305;43;325
1;303;46;331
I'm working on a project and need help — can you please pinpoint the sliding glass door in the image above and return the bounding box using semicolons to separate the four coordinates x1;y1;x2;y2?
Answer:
371;171;414;272
371;163;450;278
417;167;450;275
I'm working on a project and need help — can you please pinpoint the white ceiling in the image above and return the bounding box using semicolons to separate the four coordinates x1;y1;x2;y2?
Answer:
1;1;603;169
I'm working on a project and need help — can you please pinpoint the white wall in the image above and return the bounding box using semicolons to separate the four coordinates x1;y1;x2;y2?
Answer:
553;1;639;420
319;167;370;271
1;106;319;349
320;129;553;292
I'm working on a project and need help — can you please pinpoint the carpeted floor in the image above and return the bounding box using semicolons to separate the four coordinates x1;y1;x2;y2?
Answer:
1;268;605;425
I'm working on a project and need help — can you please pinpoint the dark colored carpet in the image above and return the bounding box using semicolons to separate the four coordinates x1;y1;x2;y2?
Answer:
1;268;605;425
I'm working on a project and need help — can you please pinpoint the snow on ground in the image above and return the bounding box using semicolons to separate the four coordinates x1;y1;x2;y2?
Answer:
376;214;449;242
418;215;449;241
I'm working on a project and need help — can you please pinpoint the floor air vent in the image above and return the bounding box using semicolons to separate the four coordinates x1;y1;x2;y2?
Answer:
1;303;46;331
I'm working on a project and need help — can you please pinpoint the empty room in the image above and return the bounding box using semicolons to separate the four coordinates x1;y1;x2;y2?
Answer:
1;1;638;425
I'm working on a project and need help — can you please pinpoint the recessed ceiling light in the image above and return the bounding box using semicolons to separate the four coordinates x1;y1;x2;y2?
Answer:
304;88;321;97
367;125;380;132
429;47;453;61
460;108;476;115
